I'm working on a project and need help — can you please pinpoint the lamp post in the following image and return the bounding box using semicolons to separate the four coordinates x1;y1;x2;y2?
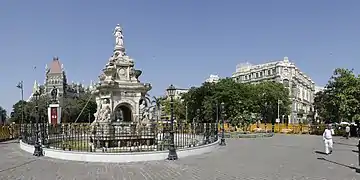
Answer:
166;84;178;160
33;90;43;156
264;102;268;131
16;81;24;139
216;102;219;138
219;102;226;146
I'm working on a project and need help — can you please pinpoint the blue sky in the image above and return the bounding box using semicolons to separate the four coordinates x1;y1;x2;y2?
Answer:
1;1;359;113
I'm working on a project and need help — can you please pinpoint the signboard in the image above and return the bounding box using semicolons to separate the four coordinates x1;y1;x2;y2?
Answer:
276;118;280;123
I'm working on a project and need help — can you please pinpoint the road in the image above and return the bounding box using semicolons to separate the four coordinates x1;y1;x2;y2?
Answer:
0;135;359;179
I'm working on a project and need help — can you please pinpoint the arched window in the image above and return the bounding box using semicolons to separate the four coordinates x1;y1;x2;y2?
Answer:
283;79;289;87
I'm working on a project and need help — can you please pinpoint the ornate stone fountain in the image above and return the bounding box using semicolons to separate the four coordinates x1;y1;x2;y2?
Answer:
90;24;154;151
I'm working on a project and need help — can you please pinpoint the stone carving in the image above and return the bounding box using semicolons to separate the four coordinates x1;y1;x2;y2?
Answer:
113;24;124;47
134;70;142;79
116;109;123;122
98;104;111;122
50;86;58;102
139;99;152;124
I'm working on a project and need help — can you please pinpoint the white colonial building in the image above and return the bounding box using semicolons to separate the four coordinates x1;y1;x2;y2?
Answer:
315;86;324;94
205;74;220;83
232;56;315;124
165;88;188;100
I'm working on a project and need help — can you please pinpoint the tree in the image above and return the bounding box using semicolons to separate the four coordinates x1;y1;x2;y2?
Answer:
152;96;164;120
254;82;291;123
161;98;186;121
10;91;97;124
180;78;291;126
9;100;28;123
62;92;97;123
314;68;360;123
0;106;7;124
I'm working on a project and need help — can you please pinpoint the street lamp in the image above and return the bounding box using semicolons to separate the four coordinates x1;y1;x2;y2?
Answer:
216;102;219;136
16;81;24;139
33;90;43;156
219;102;226;146
166;84;178;160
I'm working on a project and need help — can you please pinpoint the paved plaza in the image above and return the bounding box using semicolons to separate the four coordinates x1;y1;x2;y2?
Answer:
0;135;360;180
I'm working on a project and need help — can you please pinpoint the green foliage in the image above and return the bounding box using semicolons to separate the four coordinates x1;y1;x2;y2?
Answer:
161;98;186;121
314;68;360;123
10;91;97;124
61;92;97;123
169;78;291;126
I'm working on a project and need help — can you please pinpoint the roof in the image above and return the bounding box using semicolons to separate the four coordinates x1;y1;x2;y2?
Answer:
48;57;62;74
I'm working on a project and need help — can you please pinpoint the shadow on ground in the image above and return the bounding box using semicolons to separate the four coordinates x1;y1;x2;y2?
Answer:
334;141;357;147
0;140;18;145
317;157;360;173
314;150;328;155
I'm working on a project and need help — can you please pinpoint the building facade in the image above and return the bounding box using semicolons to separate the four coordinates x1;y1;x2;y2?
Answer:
165;88;189;100
315;86;324;94
205;74;220;83
28;57;89;101
232;56;315;123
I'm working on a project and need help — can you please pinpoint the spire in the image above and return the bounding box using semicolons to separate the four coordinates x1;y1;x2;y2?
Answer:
48;56;62;74
32;80;39;94
113;24;126;57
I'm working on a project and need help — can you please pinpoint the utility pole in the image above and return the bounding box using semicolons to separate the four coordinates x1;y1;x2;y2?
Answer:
185;104;188;122
277;99;280;122
16;81;24;139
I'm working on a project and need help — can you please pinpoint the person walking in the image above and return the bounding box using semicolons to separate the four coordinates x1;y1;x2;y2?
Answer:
323;124;334;155
345;125;350;139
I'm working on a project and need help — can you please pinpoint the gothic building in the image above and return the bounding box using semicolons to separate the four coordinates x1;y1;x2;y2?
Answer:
44;57;67;96
28;57;89;101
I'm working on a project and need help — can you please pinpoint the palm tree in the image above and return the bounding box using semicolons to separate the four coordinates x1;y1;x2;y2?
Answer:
152;96;165;121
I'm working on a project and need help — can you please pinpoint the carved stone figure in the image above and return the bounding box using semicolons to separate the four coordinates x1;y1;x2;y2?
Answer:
116;109;123;122
100;105;111;122
139;100;146;112
113;24;124;47
50;86;58;102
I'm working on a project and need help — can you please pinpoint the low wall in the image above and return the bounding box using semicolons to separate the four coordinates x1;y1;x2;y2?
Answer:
19;139;219;163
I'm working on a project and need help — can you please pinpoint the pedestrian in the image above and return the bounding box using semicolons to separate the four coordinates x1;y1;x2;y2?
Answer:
345;125;350;139
323;124;334;155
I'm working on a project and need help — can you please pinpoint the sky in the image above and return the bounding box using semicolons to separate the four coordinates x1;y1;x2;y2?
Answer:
0;1;359;113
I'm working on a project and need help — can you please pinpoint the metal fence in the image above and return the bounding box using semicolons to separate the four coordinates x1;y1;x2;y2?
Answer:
21;122;218;153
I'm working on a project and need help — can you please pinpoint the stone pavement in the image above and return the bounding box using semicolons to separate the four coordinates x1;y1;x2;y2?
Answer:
0;135;360;180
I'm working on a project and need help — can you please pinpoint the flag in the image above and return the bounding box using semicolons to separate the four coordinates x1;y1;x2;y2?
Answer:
16;81;23;89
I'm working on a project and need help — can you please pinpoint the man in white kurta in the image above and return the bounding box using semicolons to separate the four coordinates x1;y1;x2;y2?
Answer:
323;124;334;154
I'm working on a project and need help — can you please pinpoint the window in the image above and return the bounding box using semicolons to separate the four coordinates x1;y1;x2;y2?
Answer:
283;79;289;87
260;72;263;77
268;70;271;75
272;68;276;74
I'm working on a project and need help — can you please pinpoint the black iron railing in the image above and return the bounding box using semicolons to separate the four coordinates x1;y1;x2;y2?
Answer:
21;122;218;153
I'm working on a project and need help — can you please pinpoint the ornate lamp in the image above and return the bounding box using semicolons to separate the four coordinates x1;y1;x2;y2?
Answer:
166;84;176;98
33;90;43;156
166;84;178;160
